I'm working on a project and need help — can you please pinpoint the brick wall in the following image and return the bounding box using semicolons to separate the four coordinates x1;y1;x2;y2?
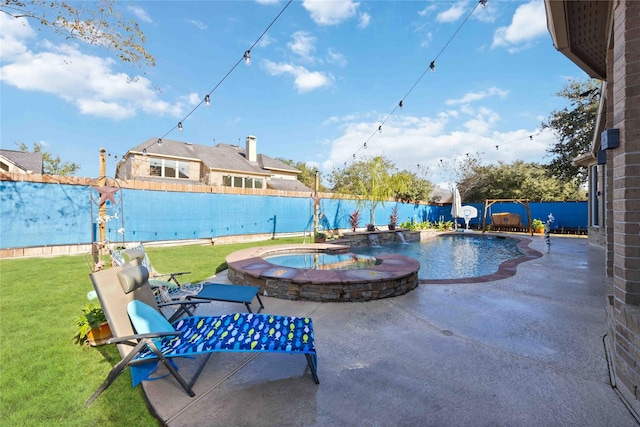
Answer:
609;0;640;400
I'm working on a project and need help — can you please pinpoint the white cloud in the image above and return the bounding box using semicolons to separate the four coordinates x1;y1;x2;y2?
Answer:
358;12;371;29
263;60;334;93
0;14;36;60
186;19;208;30
302;0;359;26
0;18;184;120
321;108;547;184
288;31;316;61
418;5;437;17
437;3;467;23
127;6;153;23
446;87;509;105
257;33;275;48
327;49;347;67
492;0;547;50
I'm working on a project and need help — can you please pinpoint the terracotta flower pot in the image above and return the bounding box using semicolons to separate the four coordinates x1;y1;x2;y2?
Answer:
87;322;112;346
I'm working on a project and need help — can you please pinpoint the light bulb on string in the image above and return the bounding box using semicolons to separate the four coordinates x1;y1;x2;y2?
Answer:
399;100;403;109
364;142;367;149
429;61;436;72
205;94;210;107
157;138;163;147
178;122;183;132
378;125;382;133
244;50;251;65
143;148;147;156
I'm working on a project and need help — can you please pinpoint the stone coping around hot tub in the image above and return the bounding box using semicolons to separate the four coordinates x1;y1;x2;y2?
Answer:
225;244;420;302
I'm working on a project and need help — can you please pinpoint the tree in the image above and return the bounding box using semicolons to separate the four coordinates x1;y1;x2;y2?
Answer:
541;78;599;184
1;0;154;68
276;158;327;191
328;155;433;225
17;142;80;176
438;152;484;200
460;160;585;202
391;169;433;205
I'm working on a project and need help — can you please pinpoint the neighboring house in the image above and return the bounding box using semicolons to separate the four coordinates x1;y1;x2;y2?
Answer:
115;136;311;192
545;0;640;402
0;149;43;174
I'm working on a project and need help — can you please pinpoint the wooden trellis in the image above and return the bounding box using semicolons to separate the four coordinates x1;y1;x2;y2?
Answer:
481;199;532;236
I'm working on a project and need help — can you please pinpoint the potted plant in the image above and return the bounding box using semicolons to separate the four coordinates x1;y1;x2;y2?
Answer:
74;303;111;346
532;219;545;233
349;210;360;232
366;224;376;232
388;205;399;230
314;231;327;243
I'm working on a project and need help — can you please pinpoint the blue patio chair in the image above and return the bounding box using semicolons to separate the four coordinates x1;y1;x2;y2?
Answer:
85;263;318;406
110;245;264;320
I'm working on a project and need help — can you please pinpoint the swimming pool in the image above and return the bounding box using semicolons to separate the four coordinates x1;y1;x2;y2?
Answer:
351;234;524;280
264;252;379;270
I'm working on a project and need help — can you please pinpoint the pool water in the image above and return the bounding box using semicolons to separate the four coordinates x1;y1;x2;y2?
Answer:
264;252;379;270
351;235;524;280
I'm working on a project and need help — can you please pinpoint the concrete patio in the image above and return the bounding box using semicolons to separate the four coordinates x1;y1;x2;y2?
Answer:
142;234;640;426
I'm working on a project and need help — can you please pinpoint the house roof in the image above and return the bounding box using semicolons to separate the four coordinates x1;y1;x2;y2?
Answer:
126;139;309;191
0;149;43;173
267;178;313;192
544;0;611;79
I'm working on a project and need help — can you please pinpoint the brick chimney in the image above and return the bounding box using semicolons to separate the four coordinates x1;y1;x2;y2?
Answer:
245;135;257;162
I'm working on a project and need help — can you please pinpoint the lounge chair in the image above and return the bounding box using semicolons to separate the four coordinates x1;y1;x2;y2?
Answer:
85;263;318;406
111;244;189;285
110;245;264;320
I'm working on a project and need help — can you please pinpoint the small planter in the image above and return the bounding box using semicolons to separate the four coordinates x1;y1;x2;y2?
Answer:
87;322;112;346
314;232;327;243
388;224;396;231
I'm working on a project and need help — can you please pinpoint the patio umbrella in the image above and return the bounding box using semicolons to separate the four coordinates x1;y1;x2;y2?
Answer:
451;186;462;229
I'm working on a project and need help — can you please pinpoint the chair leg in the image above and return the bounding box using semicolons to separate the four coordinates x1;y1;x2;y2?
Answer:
305;353;320;384
254;293;265;313
85;340;149;407
85;358;130;406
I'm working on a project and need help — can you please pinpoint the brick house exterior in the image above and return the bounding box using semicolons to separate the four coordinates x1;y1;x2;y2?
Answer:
546;0;640;399
115;135;312;192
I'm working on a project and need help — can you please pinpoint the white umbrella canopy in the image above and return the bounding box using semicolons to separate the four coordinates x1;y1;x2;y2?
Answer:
451;187;462;229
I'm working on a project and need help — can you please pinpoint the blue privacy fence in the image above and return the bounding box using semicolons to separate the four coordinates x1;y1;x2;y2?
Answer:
0;180;588;249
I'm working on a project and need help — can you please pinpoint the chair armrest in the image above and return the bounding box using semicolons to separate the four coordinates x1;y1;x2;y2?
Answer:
105;331;178;345
157;299;208;308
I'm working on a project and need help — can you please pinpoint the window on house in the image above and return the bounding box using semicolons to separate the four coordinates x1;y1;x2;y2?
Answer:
149;158;189;179
254;179;263;189
150;159;162;177
222;175;232;186
244;177;253;188
233;176;243;187
0;161;9;172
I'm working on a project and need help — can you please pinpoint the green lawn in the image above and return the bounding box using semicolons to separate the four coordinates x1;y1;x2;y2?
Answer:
0;237;304;426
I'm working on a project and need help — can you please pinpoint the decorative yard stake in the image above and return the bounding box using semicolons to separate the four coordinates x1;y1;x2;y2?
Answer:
544;213;555;254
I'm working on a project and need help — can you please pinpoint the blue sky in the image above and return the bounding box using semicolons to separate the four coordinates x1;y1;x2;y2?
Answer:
0;0;587;185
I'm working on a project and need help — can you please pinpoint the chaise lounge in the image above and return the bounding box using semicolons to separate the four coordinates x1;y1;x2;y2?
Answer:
85;262;319;406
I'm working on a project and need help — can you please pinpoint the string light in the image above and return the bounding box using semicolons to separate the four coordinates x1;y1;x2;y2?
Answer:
137;0;293;156
493;130;541;151
342;0;488;166
157;138;162;146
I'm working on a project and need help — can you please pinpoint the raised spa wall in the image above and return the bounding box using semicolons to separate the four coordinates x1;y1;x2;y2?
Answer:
332;228;422;247
226;230;423;302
